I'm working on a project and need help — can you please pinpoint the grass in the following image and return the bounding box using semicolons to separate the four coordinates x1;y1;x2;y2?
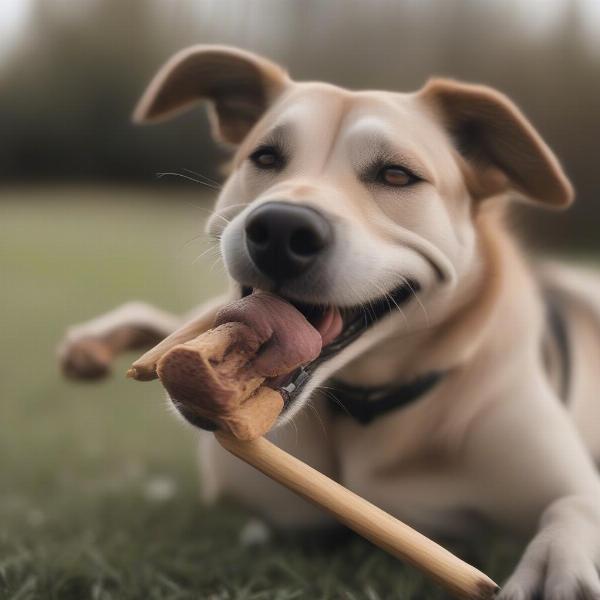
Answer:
0;186;521;599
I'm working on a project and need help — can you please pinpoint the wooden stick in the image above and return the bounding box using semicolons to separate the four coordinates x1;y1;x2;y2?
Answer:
127;293;230;381
216;432;499;600
131;317;499;598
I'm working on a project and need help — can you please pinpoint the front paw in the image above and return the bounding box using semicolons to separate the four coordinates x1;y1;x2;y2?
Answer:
500;495;600;600
59;333;113;380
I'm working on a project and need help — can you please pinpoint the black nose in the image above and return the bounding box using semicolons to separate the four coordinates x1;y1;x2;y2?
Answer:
245;201;332;281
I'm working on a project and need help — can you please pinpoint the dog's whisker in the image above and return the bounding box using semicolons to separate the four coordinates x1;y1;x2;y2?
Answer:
286;410;300;446
347;288;372;329
181;167;222;188
316;386;352;419
386;293;407;323
400;275;430;326
365;295;378;324
183;203;218;217
191;245;221;266
349;283;377;324
208;213;232;227
219;203;252;222
316;384;340;392
375;281;409;326
306;401;327;439
156;171;221;190
209;255;224;272
360;304;370;328
222;203;250;209
179;232;209;252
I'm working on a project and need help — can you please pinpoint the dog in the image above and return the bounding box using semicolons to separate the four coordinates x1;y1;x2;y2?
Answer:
59;46;600;599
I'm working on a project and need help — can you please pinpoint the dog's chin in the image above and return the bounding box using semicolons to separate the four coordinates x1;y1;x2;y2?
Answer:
236;278;420;412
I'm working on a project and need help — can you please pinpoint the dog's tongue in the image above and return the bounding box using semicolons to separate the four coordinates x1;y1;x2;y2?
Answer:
312;304;344;348
214;291;342;379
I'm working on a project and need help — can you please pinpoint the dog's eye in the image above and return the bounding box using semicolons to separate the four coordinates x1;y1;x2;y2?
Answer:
249;145;284;170
379;166;418;187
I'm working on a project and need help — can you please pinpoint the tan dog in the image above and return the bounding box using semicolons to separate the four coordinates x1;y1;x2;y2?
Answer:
60;46;600;599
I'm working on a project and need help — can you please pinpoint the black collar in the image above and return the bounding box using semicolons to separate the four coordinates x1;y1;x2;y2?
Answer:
544;288;571;403
323;287;571;425
325;289;571;426
326;371;446;425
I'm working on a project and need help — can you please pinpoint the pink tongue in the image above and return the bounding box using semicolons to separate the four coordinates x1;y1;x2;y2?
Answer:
214;291;324;378
313;306;344;347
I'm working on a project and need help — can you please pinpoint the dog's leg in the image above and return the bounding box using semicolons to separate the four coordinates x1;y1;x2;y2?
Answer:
462;370;600;600
60;293;232;380
59;301;181;380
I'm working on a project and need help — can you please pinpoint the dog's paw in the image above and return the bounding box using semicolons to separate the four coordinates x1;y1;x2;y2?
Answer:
58;332;113;380
499;496;600;600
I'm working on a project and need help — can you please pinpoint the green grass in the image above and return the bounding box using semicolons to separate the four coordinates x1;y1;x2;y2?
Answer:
0;186;520;599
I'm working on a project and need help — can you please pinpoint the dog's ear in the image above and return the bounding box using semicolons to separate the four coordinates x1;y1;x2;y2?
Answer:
133;45;289;145
420;79;573;208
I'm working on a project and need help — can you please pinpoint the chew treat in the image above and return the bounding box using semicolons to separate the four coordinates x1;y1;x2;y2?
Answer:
127;293;230;381
131;291;501;597
156;291;324;440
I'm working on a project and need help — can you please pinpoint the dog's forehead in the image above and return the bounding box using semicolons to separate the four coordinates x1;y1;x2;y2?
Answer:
303;83;434;124
249;81;450;157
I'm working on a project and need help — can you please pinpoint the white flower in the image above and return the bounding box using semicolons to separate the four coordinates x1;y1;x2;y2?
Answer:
239;518;271;547
143;475;177;502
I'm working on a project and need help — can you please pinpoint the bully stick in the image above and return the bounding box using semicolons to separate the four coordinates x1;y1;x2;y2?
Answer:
217;432;499;600
128;291;500;599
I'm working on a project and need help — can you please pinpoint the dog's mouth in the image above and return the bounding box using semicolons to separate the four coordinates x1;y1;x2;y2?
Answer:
239;281;419;409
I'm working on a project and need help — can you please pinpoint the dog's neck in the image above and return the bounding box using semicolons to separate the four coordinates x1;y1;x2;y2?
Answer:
335;208;535;387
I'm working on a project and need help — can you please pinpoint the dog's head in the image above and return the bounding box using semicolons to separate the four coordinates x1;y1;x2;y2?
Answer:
135;45;573;419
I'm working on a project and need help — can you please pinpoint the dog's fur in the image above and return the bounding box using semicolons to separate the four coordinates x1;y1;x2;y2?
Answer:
60;46;600;599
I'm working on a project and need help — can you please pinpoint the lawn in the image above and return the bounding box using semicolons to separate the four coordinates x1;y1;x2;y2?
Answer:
0;187;520;599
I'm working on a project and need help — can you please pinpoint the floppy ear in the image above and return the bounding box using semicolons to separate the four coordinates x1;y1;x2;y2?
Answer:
420;78;573;208
133;45;290;145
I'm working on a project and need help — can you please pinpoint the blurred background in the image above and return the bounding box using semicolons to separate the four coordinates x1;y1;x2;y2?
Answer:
2;0;600;244
1;1;599;598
